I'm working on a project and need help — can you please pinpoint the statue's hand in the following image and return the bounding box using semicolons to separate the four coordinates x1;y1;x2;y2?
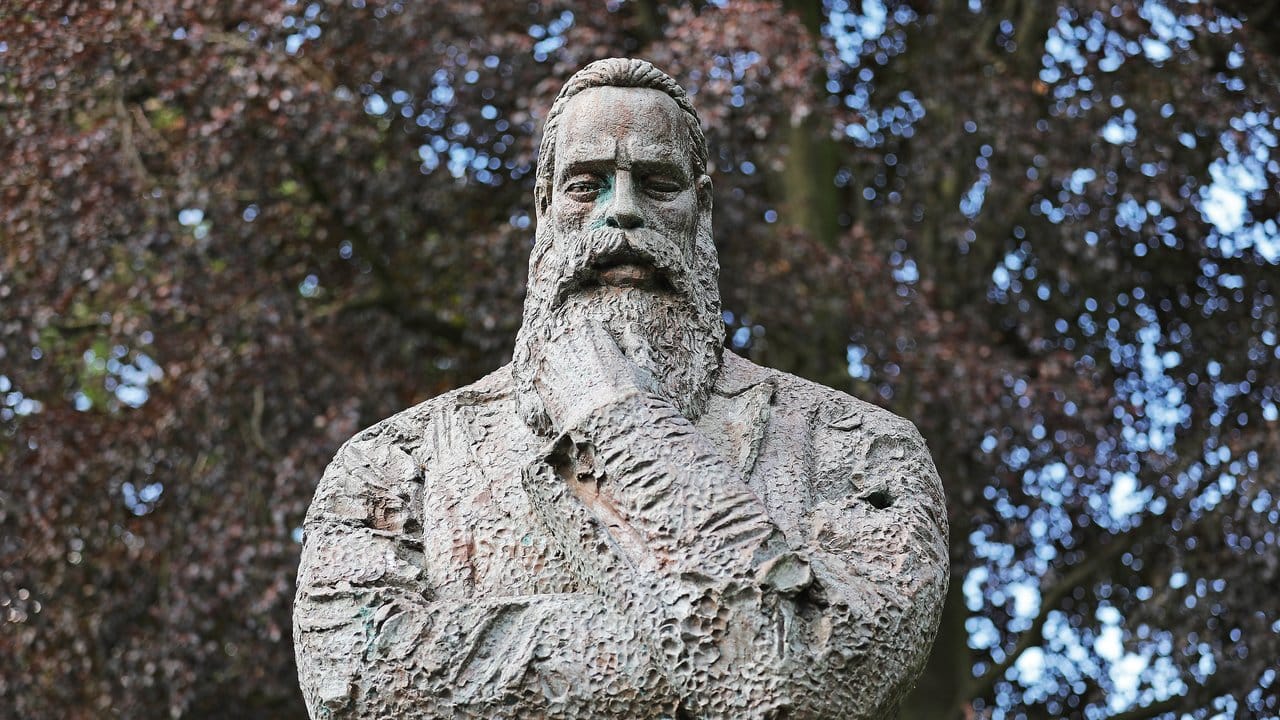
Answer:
533;321;658;432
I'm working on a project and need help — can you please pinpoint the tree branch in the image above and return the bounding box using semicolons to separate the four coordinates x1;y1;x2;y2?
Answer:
316;291;467;344
964;440;1231;704
963;519;1147;699
1103;670;1231;720
1103;694;1183;720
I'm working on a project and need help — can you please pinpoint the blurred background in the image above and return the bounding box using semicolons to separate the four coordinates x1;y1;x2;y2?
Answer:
3;1;1278;717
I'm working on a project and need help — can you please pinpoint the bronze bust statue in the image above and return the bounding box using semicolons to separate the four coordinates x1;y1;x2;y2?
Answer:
294;57;948;719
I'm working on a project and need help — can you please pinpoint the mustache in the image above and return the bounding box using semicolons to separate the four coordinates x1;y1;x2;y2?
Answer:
550;227;693;308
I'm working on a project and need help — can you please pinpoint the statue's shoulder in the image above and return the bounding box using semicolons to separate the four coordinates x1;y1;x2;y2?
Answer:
319;365;515;487
721;352;938;498
719;351;922;441
723;353;943;525
345;363;512;443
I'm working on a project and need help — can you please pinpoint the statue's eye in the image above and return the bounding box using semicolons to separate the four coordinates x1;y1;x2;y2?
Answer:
644;177;682;194
564;176;604;197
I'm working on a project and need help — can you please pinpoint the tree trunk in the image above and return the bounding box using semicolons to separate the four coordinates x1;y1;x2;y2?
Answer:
759;0;847;386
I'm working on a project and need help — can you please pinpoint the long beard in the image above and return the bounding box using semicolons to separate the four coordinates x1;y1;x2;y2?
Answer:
513;223;724;436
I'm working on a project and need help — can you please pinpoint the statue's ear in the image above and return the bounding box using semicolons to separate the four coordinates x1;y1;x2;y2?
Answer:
697;174;713;214
535;181;551;218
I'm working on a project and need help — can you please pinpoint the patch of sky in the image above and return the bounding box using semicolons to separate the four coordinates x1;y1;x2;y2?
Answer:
731;50;762;80
177;209;212;240
960;175;989;219
280;3;324;55
1009;580;1041;624
991;246;1030;298
1141;0;1195;45
974;534;1017;567
418;144;440;172
531;11;573;62
1029;462;1071;507
1088;605;1153;712
827;1;920;145
178;207;203;226
825;0;890;67
1041;1;1192;99
1014;646;1047;686
845;123;873;145
1104;315;1190;456
966;614;1000;652
122;480;164;515
80;346;164;410
1016;611;1103;702
447;145;475;178
892;257;918;284
1114;196;1148;233
1108;471;1150;521
1066;167;1096;194
1101;109;1138;145
963;565;989;613
1140;36;1171;62
1197;110;1280;256
298;273;320;298
2;376;43;420
1044;13;1088;76
846;343;872;380
1201;164;1247;235
364;93;388;116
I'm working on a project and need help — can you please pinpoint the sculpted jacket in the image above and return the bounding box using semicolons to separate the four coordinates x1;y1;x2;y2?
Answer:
294;351;949;719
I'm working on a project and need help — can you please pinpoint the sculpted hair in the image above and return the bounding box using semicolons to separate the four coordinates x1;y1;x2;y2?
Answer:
535;57;708;201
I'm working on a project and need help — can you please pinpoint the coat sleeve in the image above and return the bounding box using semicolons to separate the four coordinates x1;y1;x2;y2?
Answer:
521;390;949;719
292;424;678;719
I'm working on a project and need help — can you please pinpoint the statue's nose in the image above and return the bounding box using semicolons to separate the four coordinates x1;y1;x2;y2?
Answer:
605;171;644;230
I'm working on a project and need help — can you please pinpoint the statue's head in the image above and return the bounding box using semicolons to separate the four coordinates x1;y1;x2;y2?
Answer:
513;58;725;434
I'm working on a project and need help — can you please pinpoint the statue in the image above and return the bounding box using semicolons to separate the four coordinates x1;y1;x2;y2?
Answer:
294;58;948;719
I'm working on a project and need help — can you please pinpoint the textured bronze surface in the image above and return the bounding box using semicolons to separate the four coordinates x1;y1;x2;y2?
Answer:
294;58;948;719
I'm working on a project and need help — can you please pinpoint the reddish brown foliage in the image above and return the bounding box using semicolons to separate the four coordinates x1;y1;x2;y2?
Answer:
3;2;1278;718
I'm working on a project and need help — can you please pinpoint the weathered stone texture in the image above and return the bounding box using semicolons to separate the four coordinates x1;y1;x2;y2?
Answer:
295;57;948;719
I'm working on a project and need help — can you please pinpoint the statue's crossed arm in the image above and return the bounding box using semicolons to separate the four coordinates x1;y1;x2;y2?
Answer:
294;326;947;719
523;323;946;717
523;382;947;718
293;429;682;719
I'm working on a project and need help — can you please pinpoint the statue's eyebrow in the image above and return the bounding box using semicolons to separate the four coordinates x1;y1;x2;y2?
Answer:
558;157;690;185
627;158;690;182
557;158;614;184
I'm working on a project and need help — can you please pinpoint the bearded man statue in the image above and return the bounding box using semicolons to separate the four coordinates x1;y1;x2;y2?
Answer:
294;58;949;720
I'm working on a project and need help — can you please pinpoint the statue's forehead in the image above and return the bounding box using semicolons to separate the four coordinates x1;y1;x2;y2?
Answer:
555;86;688;170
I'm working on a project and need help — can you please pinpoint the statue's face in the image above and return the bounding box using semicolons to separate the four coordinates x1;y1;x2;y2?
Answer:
514;84;723;434
542;86;707;276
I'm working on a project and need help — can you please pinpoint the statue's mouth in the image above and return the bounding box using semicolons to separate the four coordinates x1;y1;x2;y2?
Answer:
594;259;665;290
552;240;684;310
567;248;677;296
